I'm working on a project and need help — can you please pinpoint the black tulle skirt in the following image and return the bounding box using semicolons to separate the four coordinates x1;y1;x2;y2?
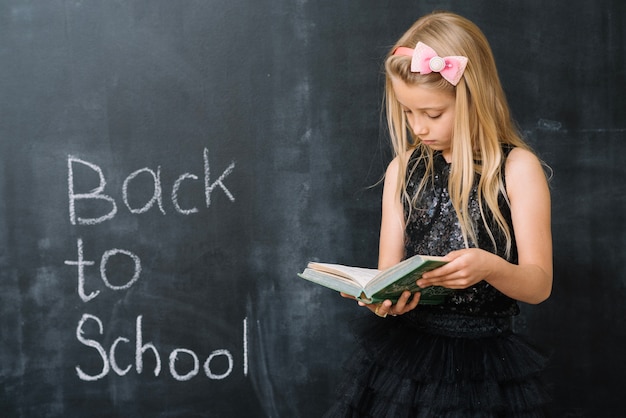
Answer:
323;310;550;417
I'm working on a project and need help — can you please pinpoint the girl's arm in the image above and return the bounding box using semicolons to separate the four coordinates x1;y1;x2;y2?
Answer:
418;147;553;304
358;156;421;317
488;147;552;303
378;157;406;270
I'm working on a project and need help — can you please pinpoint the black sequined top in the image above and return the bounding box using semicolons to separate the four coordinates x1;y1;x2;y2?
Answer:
404;148;520;317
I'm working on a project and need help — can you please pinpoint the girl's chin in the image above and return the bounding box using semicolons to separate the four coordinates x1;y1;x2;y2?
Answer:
421;142;445;150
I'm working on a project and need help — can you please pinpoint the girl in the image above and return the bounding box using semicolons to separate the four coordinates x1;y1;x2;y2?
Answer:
326;11;552;417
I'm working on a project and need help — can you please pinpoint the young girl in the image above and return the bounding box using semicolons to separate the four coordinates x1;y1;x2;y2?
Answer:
325;11;552;417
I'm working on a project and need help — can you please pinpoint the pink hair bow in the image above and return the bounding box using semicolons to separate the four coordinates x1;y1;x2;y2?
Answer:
393;42;468;86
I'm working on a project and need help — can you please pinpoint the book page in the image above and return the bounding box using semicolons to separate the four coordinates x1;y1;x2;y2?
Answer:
307;263;380;288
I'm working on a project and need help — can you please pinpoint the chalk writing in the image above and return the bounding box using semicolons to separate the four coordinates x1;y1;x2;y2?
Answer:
65;238;142;302
75;314;248;382
123;167;166;215
68;147;235;225
67;158;117;225
65;147;247;384
172;173;200;215
100;248;141;291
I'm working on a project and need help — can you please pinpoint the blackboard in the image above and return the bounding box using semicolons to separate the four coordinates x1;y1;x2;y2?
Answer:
1;1;624;417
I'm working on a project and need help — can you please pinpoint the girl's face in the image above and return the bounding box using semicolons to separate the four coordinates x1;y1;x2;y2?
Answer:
391;77;456;161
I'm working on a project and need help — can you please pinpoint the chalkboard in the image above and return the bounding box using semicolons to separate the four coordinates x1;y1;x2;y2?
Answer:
1;1;624;417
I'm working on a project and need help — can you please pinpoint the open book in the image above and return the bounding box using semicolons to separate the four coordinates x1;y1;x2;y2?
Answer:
298;254;451;305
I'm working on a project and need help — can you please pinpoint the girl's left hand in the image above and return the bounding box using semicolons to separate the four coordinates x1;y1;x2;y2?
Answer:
417;248;496;289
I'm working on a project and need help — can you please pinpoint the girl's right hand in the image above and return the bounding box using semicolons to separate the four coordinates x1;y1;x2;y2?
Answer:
342;290;421;317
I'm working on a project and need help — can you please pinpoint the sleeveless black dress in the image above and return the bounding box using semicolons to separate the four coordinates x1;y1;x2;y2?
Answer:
324;148;550;417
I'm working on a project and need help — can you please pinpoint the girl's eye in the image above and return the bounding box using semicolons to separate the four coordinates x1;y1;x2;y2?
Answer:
403;109;412;115
427;113;442;119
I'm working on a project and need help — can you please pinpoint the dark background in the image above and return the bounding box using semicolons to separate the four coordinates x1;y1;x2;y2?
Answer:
1;1;624;417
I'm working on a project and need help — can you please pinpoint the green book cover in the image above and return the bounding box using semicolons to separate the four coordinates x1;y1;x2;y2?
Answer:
298;254;451;305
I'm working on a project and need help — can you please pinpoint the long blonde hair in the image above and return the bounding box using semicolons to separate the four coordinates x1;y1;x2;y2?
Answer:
385;11;530;257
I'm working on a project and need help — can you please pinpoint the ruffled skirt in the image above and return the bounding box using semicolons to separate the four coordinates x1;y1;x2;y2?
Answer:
324;311;550;417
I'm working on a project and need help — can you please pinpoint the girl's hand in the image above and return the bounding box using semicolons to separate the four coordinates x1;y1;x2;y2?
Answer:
341;290;421;317
417;248;496;289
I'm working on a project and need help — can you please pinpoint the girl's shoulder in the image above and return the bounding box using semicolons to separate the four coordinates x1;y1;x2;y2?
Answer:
504;146;548;191
504;146;542;171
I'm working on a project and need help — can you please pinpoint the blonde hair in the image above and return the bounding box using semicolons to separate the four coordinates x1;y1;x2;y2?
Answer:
385;11;531;257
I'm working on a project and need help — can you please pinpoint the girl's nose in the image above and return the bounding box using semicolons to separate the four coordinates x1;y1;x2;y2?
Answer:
409;116;428;136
